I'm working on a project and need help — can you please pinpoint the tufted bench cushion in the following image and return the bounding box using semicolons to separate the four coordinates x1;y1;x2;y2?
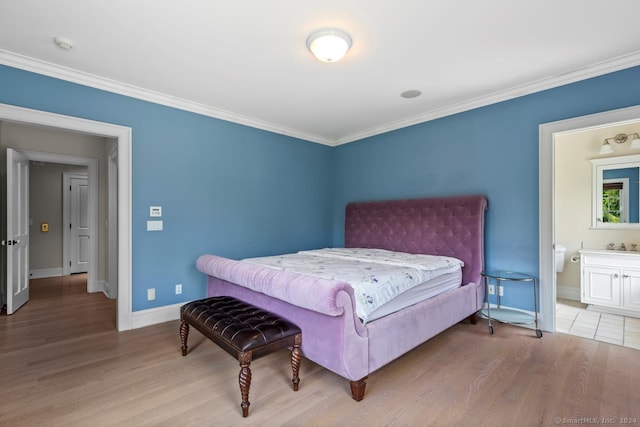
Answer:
180;296;302;417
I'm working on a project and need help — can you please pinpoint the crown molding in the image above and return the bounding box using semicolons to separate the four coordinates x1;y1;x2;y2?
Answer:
0;50;335;146
333;50;640;146
2;48;640;148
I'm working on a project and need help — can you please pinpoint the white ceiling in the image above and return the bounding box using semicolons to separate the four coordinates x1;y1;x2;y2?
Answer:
2;0;640;146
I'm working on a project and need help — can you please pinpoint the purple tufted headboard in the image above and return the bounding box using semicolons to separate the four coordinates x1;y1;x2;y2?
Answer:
344;195;488;286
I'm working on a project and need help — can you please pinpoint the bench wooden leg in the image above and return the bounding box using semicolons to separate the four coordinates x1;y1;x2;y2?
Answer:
238;352;253;417
350;377;368;401
291;333;302;391
179;320;189;356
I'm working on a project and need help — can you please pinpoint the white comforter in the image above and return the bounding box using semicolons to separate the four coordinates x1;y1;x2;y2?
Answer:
244;248;463;323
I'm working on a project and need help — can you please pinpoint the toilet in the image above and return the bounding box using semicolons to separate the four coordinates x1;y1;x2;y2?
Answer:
555;244;567;273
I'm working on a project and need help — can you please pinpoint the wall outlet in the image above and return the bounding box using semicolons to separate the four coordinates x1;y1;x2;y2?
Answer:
488;284;495;295
498;286;504;297
175;284;182;295
147;288;156;301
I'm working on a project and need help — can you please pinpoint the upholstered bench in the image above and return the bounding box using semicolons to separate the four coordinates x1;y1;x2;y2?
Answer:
179;296;302;417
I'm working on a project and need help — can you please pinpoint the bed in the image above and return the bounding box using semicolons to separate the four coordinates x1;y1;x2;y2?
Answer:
196;194;487;401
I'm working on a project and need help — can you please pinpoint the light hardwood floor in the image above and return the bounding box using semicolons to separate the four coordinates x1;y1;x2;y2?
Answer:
1;276;639;426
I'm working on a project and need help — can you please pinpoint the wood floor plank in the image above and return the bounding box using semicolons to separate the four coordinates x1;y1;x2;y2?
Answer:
1;276;639;426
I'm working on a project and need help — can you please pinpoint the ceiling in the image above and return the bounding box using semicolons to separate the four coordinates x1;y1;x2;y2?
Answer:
2;0;640;146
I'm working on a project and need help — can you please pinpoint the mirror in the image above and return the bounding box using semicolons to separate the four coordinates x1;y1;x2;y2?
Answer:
590;154;640;228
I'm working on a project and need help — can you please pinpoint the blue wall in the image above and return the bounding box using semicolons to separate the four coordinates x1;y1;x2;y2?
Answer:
2;64;640;312
0;65;335;311
332;66;640;310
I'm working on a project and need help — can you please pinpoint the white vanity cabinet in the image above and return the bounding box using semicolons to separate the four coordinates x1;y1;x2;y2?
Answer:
579;249;640;315
623;269;640;311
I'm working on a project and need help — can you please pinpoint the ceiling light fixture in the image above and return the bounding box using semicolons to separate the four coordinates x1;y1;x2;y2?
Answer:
598;132;640;154
306;28;352;63
53;36;74;51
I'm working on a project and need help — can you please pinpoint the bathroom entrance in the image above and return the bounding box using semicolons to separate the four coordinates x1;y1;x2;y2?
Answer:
540;105;640;350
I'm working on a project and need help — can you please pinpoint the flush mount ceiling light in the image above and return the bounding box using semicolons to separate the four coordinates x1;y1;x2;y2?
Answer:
598;132;640;154
53;36;74;51
306;28;352;63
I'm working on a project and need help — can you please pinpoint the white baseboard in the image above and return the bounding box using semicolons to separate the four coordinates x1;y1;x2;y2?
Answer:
102;281;111;298
101;280;117;299
92;280;107;296
29;268;63;279
132;302;183;329
557;286;580;301
87;277;100;293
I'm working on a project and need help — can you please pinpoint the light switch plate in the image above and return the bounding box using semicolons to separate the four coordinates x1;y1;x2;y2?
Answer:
147;220;163;231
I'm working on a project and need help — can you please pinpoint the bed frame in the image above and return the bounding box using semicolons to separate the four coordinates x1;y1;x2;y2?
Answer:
196;194;487;400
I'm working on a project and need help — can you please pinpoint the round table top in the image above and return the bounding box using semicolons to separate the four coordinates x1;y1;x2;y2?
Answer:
481;270;535;281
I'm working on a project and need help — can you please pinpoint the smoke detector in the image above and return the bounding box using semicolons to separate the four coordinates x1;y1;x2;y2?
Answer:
53;36;74;51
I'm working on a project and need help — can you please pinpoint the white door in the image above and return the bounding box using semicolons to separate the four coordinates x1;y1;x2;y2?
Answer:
64;174;89;274
5;149;30;314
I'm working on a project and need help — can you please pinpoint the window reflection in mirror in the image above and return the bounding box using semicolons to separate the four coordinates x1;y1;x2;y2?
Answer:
591;154;640;228
603;169;639;223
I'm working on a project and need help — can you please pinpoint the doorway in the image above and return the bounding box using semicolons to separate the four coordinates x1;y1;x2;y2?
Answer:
539;104;640;333
63;172;90;276
24;152;98;293
0;103;132;330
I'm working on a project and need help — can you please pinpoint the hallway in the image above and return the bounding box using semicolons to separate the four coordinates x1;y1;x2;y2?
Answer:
0;274;116;349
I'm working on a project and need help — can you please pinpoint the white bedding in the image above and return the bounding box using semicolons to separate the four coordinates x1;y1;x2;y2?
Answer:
244;248;463;323
365;269;462;322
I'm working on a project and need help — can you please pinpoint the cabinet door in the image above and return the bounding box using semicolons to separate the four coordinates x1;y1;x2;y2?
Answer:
622;269;640;312
582;266;621;307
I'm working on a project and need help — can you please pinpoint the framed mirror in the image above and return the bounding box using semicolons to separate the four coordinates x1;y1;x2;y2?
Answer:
590;154;640;228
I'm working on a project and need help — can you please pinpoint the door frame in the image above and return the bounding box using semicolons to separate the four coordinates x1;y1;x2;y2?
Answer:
0;102;133;331
107;147;118;299
62;172;91;277
539;104;640;333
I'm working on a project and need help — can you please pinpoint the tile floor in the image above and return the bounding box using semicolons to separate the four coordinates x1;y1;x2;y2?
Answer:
556;298;640;350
